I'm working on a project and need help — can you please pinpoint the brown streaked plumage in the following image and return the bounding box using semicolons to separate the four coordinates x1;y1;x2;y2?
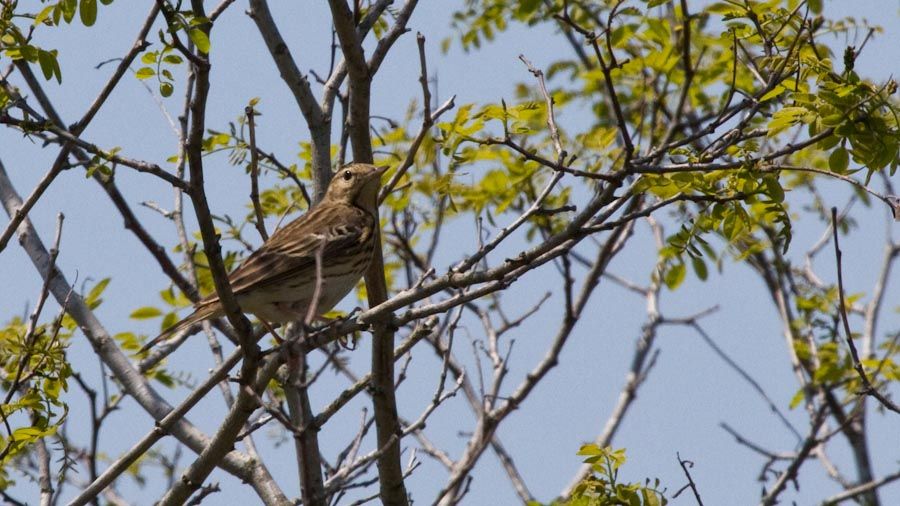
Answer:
141;163;388;352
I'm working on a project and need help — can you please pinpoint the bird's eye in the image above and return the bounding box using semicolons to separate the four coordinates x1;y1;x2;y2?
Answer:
342;170;353;181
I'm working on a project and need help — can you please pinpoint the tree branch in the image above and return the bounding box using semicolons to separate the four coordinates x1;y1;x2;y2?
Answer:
831;207;900;415
246;0;332;199
0;160;286;504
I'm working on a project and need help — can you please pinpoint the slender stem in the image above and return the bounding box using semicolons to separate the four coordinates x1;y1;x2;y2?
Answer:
246;105;268;241
831;208;900;415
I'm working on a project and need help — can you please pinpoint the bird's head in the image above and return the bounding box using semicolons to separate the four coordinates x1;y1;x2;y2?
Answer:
325;163;389;211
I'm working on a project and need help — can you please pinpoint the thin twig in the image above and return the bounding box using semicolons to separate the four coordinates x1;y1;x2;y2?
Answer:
675;452;704;505
821;468;900;505
831;207;900;415
377;96;455;204
246;105;268;241
519;54;565;161
686;321;802;440
759;409;828;506
68;349;243;506
0;154;68;255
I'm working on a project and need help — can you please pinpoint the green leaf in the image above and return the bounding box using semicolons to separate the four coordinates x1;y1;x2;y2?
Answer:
764;177;785;203
37;50;57;82
61;0;77;23
140;51;158;64
12;426;52;442
79;0;97;27
159;287;176;306
188;16;211;27
85;278;110;305
829;147;849;173
161;312;178;331
115;332;141;351
690;256;708;281
130;306;162;319
49;52;62;83
159;81;174;97
759;84;787;103
151;369;176;388
664;262;686;290
34;5;56;25
188;28;210;53
135;67;156;79
722;208;745;241
646;0;670;7
788;388;806;409
577;443;603;456
821;114;843;127
162;54;183;64
515;0;541;17
43;378;62;399
767;107;810;137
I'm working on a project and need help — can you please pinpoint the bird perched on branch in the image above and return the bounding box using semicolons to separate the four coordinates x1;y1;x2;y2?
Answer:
141;162;388;352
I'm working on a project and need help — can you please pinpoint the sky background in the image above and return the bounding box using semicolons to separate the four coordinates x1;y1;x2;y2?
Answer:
2;1;900;504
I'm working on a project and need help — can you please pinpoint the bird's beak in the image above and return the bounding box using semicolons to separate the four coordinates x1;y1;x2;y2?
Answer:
370;165;389;182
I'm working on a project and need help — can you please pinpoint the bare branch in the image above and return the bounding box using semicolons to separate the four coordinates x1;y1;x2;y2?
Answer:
519;54;565;160
831;207;900;415
674;452;704;506
564;247;664;497
367;0;420;77
822;469;900;505
159;353;285;505
0;151;67;255
686;321;801;441
0;113;188;190
246;0;332;197
69;350;243;506
438;209;637;504
454;171;564;274
246;105;268;241
0;159;286;504
490;439;534;503
759;409;828;506
377;32;456;203
36;437;53;506
378;96;455;204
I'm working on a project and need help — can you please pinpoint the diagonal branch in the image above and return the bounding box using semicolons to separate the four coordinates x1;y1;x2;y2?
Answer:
0;159;286;504
759;408;828;506
68;349;243;506
437;203;638;504
377;33;456;203
0;151;68;255
10;62;201;305
246;0;333;199
831;207;900;415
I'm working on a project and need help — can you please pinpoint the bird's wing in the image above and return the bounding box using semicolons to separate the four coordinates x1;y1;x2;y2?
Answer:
209;204;373;299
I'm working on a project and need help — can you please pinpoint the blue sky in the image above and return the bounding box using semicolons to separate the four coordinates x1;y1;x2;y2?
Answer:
2;1;899;504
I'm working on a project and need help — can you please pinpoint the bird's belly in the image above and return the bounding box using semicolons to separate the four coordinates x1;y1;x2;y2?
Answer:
240;268;364;323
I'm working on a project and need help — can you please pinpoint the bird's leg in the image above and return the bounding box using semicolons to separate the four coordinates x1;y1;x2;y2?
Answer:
324;308;361;350
337;333;358;351
300;320;319;335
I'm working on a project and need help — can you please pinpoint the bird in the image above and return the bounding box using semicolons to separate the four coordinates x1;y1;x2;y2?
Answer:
140;162;388;352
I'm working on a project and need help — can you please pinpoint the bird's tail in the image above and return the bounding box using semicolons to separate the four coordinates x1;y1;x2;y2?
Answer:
139;303;221;353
